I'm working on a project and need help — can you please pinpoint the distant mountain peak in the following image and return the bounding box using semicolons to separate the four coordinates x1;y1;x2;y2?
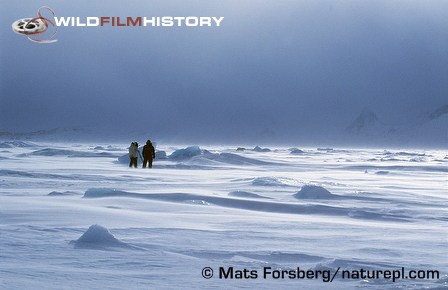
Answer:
428;104;448;120
346;107;379;134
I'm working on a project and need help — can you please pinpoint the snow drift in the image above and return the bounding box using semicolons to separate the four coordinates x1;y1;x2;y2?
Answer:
1;142;445;290
82;188;411;221
294;185;339;199
70;225;132;249
169;146;202;160
228;191;270;199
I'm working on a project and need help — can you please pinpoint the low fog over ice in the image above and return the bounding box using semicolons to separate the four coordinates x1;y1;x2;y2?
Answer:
1;0;447;146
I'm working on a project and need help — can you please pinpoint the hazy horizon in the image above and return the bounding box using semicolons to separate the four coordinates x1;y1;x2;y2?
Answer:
1;1;447;147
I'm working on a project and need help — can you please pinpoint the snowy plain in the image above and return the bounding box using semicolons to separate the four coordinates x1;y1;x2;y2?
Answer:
0;141;447;289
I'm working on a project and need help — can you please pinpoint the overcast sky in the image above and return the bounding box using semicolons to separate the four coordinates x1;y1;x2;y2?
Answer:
1;0;447;144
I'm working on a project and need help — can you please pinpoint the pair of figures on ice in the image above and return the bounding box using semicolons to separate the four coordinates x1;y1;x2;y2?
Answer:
129;140;155;168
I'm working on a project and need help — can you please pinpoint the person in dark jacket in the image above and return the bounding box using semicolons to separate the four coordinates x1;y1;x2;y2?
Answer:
142;140;155;168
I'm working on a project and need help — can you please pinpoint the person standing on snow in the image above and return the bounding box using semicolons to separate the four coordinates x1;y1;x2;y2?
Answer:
142;140;156;168
128;142;141;168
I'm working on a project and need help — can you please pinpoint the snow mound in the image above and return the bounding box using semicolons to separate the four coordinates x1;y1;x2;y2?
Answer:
169;146;202;160
228;191;269;199
70;225;131;249
290;148;304;154
294;185;338;199
0;141;37;148
252;177;299;187
252;146;271;152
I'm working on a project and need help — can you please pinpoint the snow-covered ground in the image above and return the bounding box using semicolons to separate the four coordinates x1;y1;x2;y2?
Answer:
0;141;447;289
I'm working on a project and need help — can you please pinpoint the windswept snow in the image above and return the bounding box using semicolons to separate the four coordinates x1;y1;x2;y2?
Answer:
0;142;446;289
